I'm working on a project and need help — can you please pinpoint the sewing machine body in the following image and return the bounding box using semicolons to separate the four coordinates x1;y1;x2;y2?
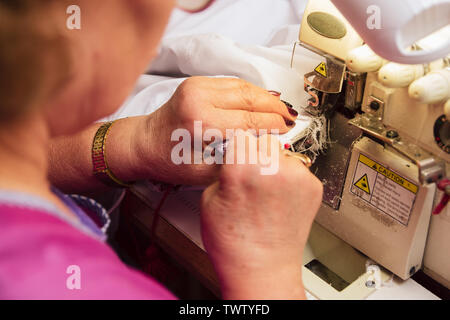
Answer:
296;0;450;299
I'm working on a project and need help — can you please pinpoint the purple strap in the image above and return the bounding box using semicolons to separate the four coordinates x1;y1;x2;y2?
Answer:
51;187;106;240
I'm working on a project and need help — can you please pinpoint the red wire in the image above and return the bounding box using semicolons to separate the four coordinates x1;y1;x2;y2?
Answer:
121;186;173;271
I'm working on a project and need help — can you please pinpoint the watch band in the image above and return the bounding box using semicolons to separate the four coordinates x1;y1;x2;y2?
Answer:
92;121;132;188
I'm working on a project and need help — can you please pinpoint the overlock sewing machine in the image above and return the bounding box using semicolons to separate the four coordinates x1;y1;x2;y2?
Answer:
290;0;450;299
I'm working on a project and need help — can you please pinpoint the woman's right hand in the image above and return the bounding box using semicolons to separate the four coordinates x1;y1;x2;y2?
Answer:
200;132;323;300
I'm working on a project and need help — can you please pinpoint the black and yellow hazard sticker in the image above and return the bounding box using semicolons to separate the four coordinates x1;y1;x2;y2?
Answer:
314;62;328;78
354;174;370;194
358;154;418;194
350;153;418;226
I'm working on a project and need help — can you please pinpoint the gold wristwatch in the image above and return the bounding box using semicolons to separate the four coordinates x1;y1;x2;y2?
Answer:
92;121;133;188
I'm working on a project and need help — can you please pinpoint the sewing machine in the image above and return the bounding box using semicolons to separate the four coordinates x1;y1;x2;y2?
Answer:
118;0;449;300
291;0;450;299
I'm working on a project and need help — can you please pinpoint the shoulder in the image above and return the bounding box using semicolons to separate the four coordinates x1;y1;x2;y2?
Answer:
0;205;175;300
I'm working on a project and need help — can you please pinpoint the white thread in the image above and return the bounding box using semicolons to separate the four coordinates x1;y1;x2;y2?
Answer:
293;115;328;162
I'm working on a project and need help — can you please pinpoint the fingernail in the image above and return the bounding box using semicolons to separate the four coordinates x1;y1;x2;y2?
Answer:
288;107;298;117
282;100;293;108
282;100;298;116
285;119;295;127
268;90;281;97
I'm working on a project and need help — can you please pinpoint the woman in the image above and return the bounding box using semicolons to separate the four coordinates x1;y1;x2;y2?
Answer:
0;0;322;299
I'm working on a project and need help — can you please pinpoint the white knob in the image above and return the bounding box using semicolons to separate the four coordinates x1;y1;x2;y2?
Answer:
429;59;446;72
378;63;424;88
444;100;450;119
409;68;450;104
346;45;384;73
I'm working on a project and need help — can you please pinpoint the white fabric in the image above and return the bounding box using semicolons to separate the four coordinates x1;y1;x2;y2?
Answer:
164;0;306;45
106;0;321;131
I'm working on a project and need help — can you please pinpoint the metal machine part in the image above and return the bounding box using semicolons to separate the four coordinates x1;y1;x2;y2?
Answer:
349;115;446;185
303;56;346;94
344;71;366;111
311;112;361;210
365;95;384;120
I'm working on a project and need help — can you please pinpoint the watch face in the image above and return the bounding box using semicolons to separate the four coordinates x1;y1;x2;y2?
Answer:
434;115;450;154
176;0;214;12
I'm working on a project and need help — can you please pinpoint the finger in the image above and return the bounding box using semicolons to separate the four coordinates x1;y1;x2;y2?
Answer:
223;132;284;180
205;108;293;134
256;133;282;156
268;90;282;98
280;150;313;176
255;134;283;173
201;181;220;208
208;78;297;120
282;150;312;169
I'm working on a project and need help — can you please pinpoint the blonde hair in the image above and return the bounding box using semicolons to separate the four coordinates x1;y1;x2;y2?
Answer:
0;1;72;122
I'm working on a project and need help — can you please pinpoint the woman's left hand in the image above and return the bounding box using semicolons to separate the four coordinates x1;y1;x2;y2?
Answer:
135;76;298;185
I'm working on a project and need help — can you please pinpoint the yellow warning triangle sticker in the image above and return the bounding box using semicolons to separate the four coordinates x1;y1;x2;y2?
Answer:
354;174;370;195
315;62;328;77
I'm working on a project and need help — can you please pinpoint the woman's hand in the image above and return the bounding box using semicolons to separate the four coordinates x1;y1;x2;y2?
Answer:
136;77;297;185
49;77;297;193
200;132;323;299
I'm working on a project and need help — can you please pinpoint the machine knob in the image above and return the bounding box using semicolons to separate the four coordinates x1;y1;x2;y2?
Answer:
346;45;384;73
409;68;450;104
378;63;424;88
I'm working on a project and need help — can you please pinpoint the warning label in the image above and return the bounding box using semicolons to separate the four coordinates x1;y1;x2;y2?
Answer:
350;153;418;226
354;174;371;195
315;62;328;78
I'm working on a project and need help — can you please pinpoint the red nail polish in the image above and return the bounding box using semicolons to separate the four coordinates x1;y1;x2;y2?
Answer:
285;119;295;127
282;100;293;108
268;90;281;97
282;100;298;116
288;107;298;116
